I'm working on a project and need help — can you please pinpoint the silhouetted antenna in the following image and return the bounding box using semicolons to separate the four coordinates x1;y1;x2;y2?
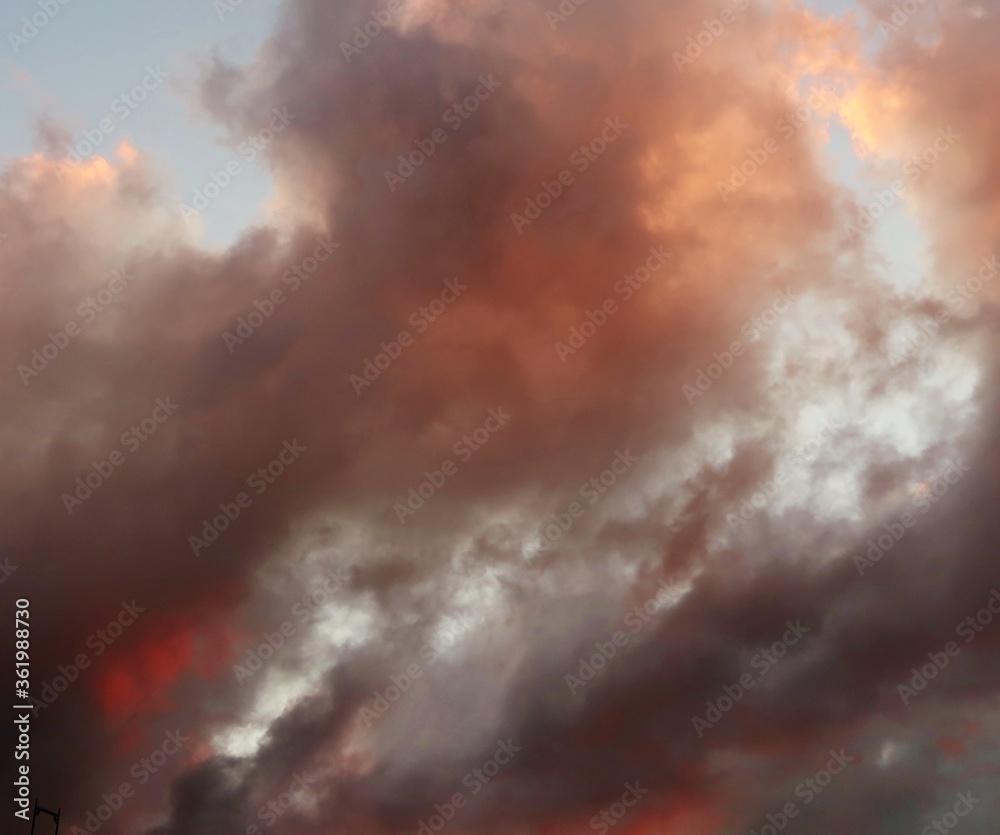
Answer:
30;801;60;835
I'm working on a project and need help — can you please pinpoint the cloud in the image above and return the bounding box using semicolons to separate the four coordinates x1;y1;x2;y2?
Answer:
4;1;1000;834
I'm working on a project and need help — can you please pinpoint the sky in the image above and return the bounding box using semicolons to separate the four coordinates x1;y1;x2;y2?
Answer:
3;1;1000;834
0;0;283;245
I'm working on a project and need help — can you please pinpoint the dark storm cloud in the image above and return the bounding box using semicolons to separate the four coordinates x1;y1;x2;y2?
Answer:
3;1;1000;834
